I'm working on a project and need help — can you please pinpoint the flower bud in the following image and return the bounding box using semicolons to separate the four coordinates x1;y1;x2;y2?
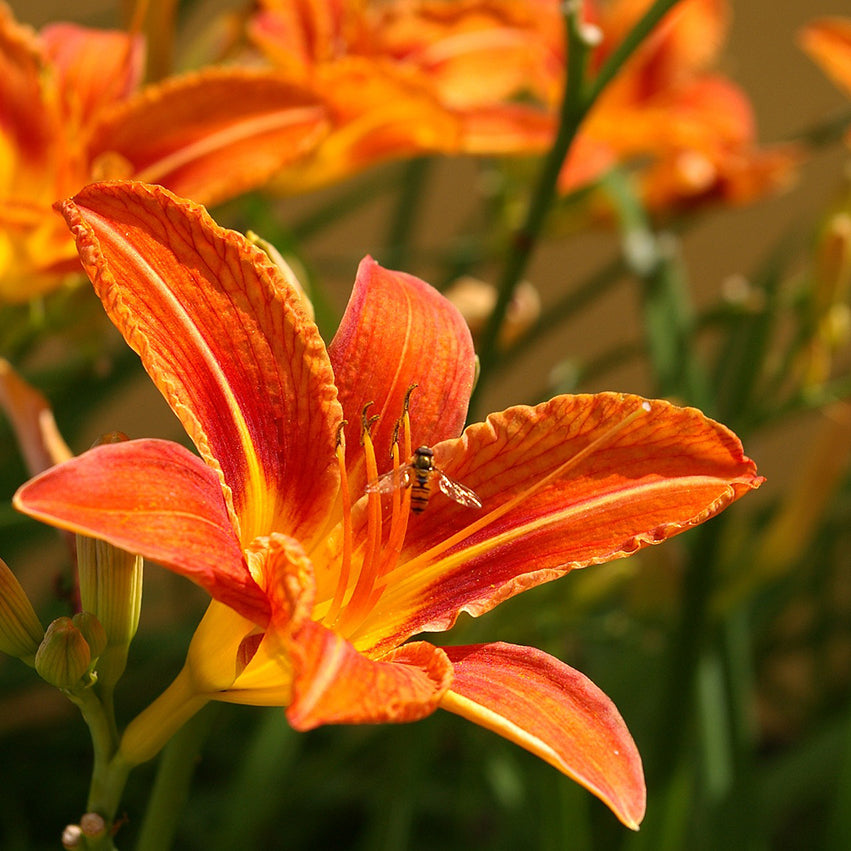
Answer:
77;535;143;648
445;276;540;348
72;612;108;661
75;432;144;693
35;617;93;690
246;231;315;320
61;824;83;849
0;557;44;664
79;812;106;839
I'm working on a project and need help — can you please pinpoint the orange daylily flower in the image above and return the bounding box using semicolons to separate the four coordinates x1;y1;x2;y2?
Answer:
0;2;329;302
800;16;851;146
560;0;797;208
15;181;763;828
246;0;555;190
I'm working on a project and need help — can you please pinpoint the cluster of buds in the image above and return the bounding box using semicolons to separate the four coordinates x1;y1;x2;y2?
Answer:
2;432;144;701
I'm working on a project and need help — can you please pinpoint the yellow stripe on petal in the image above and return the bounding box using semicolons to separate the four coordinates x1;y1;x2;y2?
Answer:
59;181;343;548
351;393;762;653
90;69;330;207
441;642;645;830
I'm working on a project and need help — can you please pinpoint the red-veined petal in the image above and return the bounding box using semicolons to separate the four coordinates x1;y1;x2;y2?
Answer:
351;393;762;651
329;256;476;492
14;439;269;624
59;181;342;547
89;69;330;206
440;642;645;829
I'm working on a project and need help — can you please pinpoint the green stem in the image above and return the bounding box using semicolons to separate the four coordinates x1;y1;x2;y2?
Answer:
586;0;684;108
383;157;432;270
648;519;724;789
135;705;218;851
470;0;686;412
65;687;131;850
508;255;627;363
470;3;590;411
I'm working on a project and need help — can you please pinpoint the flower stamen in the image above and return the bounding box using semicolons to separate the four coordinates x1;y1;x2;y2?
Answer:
335;404;383;630
374;401;653;592
326;421;351;625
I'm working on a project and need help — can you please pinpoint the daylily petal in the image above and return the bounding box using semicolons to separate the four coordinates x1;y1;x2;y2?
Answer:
285;627;454;729
329;256;476;491
59;181;342;547
259;529;454;728
40;24;145;126
351;393;763;651
0;5;56;181
371;0;560;109
13;438;269;624
457;104;553;154
600;0;728;89
440;642;645;830
800;17;851;102
251;0;367;72
269;59;462;192
88;69;330;206
0;358;72;475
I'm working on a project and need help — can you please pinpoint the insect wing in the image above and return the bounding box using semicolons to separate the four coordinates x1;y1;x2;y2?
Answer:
365;465;414;494
436;471;482;508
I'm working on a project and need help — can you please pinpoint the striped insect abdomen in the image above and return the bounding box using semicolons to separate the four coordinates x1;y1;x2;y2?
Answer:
410;469;431;513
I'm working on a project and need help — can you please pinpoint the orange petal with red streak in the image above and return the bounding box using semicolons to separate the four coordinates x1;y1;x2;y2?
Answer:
353;393;762;651
285;624;454;729
89;69;330;206
58;181;342;549
329;256;476;491
14;439;269;624
441;642;645;829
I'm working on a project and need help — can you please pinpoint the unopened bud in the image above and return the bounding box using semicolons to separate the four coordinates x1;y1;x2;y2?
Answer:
0;557;44;664
72;612;108;660
77;535;143;648
445;277;540;348
76;432;144;693
62;824;83;849
35;617;92;690
814;212;851;315
246;231;315;320
79;812;106;838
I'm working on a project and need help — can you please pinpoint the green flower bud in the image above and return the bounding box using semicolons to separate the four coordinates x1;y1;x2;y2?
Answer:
79;812;106;839
0;557;44;664
71;612;107;660
75;431;144;693
35;617;92;690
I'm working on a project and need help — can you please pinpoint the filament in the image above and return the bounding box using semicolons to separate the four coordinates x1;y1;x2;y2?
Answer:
374;401;652;592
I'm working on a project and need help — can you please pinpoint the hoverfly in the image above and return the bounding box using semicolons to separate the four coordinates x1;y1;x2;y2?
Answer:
365;445;482;513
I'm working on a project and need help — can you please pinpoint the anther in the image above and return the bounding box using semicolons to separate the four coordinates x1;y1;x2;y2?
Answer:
335;420;348;448
360;403;379;445
403;383;418;410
